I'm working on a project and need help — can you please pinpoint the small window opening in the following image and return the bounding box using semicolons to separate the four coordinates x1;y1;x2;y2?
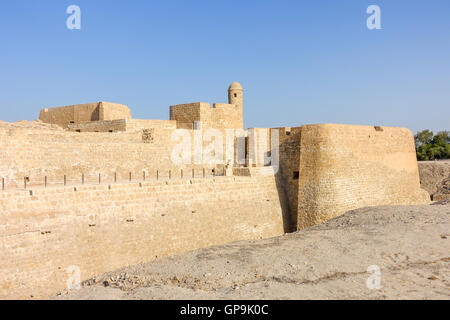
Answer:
286;131;291;136
234;93;237;98
293;171;299;180
76;129;81;133
69;121;75;124
109;130;113;133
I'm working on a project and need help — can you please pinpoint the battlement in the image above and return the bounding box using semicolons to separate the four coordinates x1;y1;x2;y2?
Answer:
39;102;132;128
170;82;244;130
170;102;243;130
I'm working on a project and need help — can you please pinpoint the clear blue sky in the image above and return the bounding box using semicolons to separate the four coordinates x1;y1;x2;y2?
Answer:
1;0;449;133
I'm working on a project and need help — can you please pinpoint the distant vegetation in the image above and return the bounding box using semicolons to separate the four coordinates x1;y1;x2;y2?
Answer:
415;130;450;161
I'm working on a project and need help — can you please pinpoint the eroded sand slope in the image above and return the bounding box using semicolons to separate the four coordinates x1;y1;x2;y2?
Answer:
58;203;450;300
419;161;450;201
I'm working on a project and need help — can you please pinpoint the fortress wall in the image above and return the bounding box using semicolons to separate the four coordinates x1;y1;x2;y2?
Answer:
170;103;243;130
297;124;430;229
39;102;131;128
0;125;180;187
210;103;243;129
0;124;244;187
245;127;302;231
276;127;302;231
39;103;101;127
39;105;78;127
98;102;132;121
73;103;100;123
247;128;273;166
125;119;177;131
170;103;203;129
67;119;177;133
239;127;301;232
68;119;127;132
0;176;285;299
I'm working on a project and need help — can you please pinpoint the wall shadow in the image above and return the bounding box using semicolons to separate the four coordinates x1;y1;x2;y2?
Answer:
273;127;302;233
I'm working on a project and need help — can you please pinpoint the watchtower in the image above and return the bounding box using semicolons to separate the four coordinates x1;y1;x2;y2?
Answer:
228;82;243;110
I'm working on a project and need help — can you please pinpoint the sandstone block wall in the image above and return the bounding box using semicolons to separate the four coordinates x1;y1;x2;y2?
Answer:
247;128;272;166
0;124;178;187
125;119;177;131
68;119;127;132
0;176;285;299
297;124;430;229
39;102;131;128
98;102;132;121
275;127;302;231
170;102;243;130
68;119;177;132
208;103;243;130
0;122;247;188
170;103;203;129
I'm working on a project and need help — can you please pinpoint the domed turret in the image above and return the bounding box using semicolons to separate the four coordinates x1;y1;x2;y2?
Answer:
228;82;243;109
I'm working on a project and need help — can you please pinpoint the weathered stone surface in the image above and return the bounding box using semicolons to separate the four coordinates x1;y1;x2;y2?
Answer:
296;124;430;229
0;177;284;299
39;102;132;128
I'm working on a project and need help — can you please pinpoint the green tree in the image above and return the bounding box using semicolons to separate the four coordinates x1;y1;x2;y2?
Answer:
435;131;450;144
414;129;433;148
415;130;450;160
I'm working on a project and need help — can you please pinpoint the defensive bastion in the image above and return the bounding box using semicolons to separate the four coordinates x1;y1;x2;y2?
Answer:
0;82;429;298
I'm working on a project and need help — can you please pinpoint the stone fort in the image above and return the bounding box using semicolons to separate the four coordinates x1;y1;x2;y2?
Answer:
0;82;429;299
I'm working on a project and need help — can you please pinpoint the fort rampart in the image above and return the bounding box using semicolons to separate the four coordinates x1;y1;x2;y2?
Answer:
39;102;131;128
0;176;285;299
297;124;430;228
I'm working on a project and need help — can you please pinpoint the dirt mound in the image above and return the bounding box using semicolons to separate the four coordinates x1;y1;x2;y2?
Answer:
418;161;450;201
432;199;450;205
57;204;450;300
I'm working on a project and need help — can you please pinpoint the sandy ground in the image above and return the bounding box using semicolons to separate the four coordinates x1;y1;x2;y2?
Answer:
57;203;450;300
